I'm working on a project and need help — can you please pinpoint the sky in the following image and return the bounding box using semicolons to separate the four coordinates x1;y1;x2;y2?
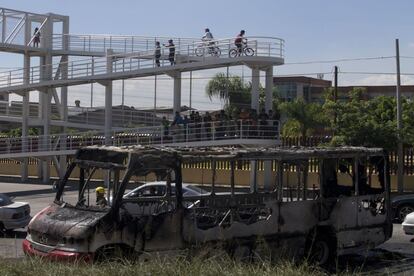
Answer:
1;0;414;109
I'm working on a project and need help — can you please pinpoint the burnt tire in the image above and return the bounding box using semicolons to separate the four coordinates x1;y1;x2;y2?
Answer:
396;204;414;222
306;233;336;267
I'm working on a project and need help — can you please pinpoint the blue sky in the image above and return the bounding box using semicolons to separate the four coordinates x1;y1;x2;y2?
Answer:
2;0;414;109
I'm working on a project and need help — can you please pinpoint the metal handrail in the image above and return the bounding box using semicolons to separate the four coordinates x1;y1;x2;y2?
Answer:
0;36;284;89
0;119;280;156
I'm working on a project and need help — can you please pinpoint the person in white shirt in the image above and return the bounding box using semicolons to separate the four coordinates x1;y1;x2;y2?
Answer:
202;28;214;41
202;28;215;52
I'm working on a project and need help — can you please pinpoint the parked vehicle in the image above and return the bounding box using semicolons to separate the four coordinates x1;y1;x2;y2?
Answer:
0;193;31;231
23;146;392;265
402;212;414;235
124;182;208;198
391;194;414;222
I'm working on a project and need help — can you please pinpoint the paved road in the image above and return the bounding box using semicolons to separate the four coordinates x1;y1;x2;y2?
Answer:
1;182;414;274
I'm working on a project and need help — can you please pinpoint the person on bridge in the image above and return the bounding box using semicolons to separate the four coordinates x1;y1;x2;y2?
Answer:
33;27;41;47
235;30;245;56
202;28;215;52
95;187;107;207
155;41;161;67
164;39;176;65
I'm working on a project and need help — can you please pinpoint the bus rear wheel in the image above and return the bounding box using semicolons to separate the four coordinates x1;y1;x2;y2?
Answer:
306;233;336;266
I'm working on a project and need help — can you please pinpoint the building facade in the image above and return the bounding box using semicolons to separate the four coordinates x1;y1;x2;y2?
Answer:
273;76;414;102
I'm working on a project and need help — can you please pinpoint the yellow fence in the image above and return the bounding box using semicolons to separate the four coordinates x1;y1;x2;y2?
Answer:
0;162;413;191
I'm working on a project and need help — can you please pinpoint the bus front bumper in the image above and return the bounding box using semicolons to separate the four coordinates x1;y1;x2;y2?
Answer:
22;239;93;262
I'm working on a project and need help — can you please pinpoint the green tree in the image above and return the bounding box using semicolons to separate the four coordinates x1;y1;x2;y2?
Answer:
205;73;251;110
280;99;327;144
323;88;413;150
206;73;281;116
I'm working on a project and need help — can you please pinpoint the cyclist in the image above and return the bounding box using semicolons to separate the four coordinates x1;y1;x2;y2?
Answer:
202;28;215;53
234;30;245;56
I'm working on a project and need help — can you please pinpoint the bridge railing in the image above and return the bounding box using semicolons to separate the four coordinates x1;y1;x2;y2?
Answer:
0;120;280;156
0;103;163;127
52;34;197;53
0;36;284;89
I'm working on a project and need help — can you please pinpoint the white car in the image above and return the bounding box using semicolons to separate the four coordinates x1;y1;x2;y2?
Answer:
0;193;31;231
402;212;414;235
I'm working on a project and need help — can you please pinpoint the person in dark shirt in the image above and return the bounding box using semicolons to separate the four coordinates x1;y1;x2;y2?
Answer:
203;112;212;139
33;27;41;47
258;108;269;138
234;30;245;56
194;112;202;140
164;39;176;65
161;116;170;137
154;41;161;67
216;110;227;139
171;111;183;125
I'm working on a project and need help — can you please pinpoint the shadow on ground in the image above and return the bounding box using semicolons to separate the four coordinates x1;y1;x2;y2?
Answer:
0;229;27;239
333;248;414;275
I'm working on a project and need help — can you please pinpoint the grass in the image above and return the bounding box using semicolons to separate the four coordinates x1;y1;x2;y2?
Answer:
0;255;326;276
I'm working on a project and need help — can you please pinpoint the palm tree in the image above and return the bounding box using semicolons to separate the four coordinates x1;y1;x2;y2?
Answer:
205;73;251;109
280;99;327;145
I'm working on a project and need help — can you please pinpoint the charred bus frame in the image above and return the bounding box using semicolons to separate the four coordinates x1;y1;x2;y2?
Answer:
23;146;392;265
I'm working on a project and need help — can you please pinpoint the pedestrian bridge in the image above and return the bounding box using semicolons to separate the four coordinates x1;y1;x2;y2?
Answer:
0;36;283;95
0;120;281;159
0;7;284;183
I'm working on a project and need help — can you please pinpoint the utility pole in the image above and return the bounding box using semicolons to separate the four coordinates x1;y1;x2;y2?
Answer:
333;66;338;134
189;71;192;109
396;39;404;194
334;66;338;102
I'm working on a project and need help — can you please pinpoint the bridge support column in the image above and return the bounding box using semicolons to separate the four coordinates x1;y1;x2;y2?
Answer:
250;161;257;192
265;66;273;112
249;67;260;188
40;15;53;183
105;49;113;146
58;18;70;178
1;12;6;43
21;53;30;181
264;66;274;190
173;72;182;114
20;15;33;182
251;67;260;111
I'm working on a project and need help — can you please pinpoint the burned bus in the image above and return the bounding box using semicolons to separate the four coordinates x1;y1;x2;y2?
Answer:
23;146;392;265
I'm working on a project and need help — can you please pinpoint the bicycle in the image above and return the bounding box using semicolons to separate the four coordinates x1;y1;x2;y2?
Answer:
229;40;255;57
195;41;221;57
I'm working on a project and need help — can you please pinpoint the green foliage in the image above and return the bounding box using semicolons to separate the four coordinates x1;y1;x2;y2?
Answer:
324;87;414;150
206;73;281;112
0;127;39;137
0;256;323;276
280;99;327;144
205;73;251;109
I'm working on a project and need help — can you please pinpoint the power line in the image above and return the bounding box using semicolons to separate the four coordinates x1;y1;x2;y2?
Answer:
284;56;395;65
340;71;414;76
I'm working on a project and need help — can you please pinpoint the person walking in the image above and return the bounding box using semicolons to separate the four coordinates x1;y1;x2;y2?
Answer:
203;112;212;140
33;27;41;47
155;41;161;67
161;116;170;138
258;108;269;137
164;39;176;65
